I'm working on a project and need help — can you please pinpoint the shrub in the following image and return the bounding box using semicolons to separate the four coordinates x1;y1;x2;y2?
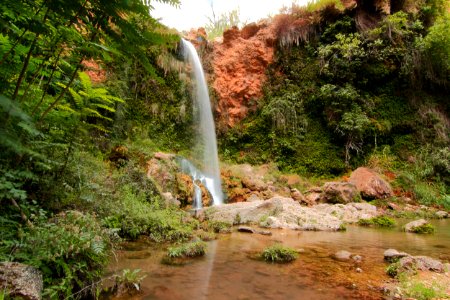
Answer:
261;244;298;263
9;211;112;299
208;221;232;233
167;241;207;258
113;269;146;296
386;262;401;277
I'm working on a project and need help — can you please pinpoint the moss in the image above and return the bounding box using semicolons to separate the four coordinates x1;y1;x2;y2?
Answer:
386;262;401;277
410;223;435;234
261;244;298;263
338;223;347;231
358;216;396;227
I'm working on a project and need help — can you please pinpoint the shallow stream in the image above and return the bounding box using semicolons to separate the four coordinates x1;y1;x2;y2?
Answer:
108;219;450;300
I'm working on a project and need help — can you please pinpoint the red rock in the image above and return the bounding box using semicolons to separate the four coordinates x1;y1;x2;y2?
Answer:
349;167;393;199
211;21;276;127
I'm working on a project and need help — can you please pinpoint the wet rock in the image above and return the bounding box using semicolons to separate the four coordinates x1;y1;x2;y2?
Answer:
404;219;430;233
334;250;352;261
321;182;359;204
349;167;393;199
0;262;43;300
435;210;448;218
384;249;410;262
356;267;363;273
238;226;255;233
398;256;445;273
256;230;272;236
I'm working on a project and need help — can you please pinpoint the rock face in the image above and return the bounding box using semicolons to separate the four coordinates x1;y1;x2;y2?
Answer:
211;22;276;127
321;182;359;204
349;167;393;199
204;196;378;231
0;262;43;300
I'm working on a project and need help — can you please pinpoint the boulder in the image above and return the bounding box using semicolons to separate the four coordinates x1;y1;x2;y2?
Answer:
0;262;43;300
304;192;321;206
205;196;378;231
398;256;445;273
349;167;393;199
384;249;410;262
321;182;359;204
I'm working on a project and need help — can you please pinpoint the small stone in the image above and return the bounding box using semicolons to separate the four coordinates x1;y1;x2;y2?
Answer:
352;255;362;263
356;267;363;273
247;194;261;202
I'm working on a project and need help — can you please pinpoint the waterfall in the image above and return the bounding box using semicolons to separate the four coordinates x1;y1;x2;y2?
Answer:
181;39;223;207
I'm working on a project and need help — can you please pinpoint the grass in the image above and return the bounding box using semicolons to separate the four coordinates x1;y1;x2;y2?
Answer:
305;0;345;12
358;216;396;227
167;241;207;258
261;244;298;263
399;275;448;300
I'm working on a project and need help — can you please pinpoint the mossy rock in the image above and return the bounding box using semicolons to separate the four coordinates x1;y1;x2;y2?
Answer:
261;244;298;263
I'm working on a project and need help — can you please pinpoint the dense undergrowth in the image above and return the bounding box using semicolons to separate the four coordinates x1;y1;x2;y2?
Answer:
219;0;449;208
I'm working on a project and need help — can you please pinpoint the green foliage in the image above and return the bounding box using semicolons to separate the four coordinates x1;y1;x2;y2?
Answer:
114;269;146;294
358;216;396;227
409;223;435;234
399;276;448;300
0;211;112;299
261;244;298;263
386;262;401;277
205;9;243;40
208;220;232;233
167;241;207;258
305;0;345;12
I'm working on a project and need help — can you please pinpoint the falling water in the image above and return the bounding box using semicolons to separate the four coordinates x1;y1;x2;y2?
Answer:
181;39;223;207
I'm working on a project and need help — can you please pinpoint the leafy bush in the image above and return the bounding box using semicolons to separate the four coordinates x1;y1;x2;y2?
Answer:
3;211;112;299
208;220;232;233
113;269;146;296
261;244;298;263
167;241;207;258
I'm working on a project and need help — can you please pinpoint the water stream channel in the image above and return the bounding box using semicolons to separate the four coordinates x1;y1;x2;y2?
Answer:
107;219;450;300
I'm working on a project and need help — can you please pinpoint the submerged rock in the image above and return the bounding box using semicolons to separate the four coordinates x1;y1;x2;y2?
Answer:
349;167;393;199
0;262;43;300
334;250;352;261
205;197;378;231
238;226;255;233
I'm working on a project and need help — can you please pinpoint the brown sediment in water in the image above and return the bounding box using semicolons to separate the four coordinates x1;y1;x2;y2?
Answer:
105;220;450;300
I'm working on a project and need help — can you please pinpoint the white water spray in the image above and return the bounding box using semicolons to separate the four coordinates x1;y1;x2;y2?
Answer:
181;39;223;207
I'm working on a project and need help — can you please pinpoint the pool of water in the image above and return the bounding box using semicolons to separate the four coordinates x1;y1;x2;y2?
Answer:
107;219;450;300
